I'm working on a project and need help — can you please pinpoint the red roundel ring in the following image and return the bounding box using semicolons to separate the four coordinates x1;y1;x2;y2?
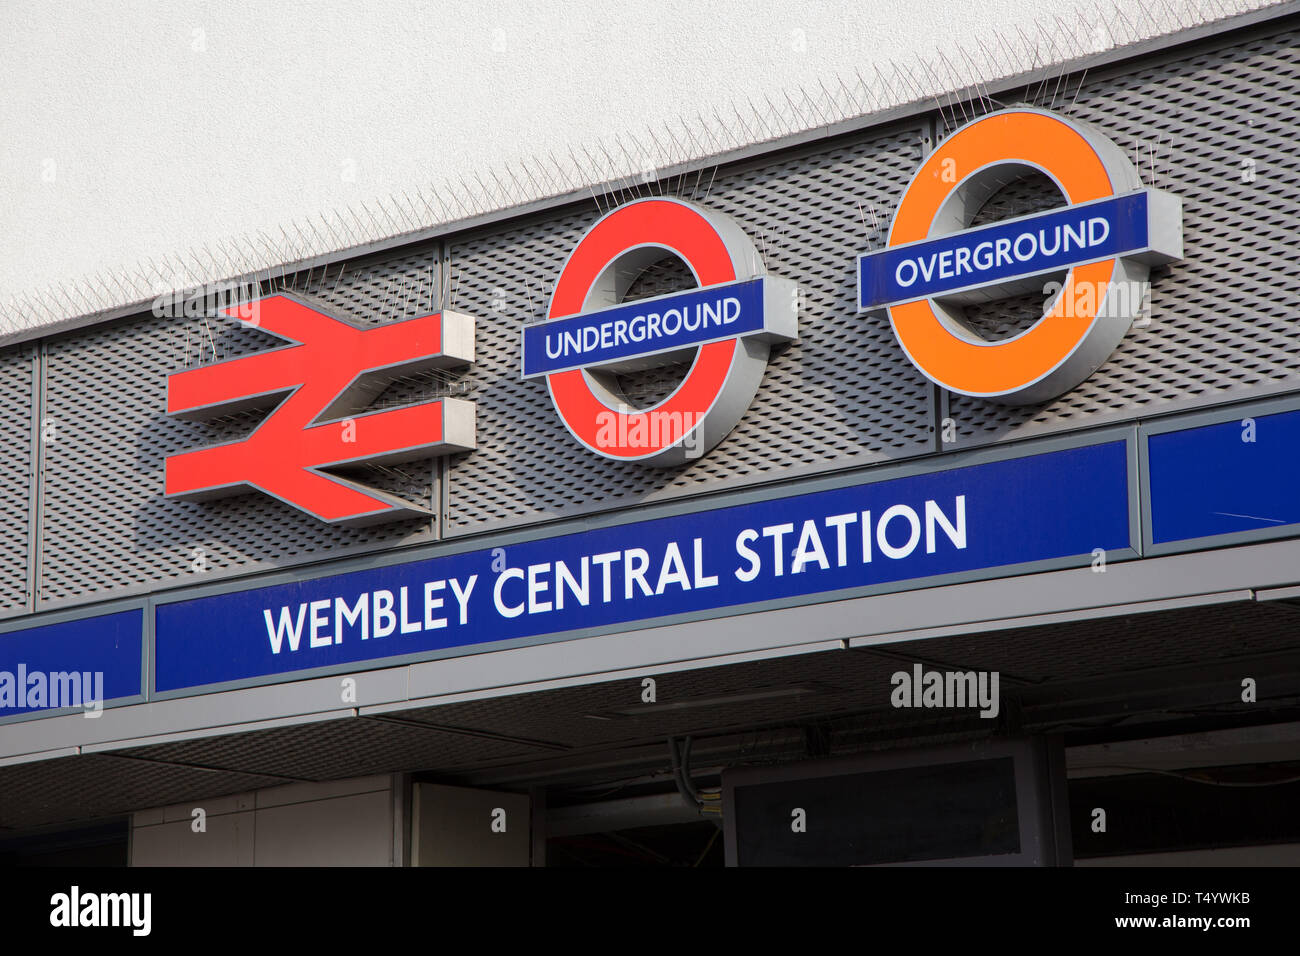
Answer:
545;198;771;465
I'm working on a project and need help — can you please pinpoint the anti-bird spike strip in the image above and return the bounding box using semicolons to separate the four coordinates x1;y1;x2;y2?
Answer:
0;0;1266;336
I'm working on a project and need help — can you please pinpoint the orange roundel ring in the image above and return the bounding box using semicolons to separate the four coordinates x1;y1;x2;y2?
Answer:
888;110;1120;398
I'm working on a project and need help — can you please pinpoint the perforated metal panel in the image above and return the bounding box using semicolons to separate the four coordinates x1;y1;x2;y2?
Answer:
35;252;448;606
945;26;1300;444
443;123;936;535
113;715;550;782
19;19;1300;606
0;345;33;612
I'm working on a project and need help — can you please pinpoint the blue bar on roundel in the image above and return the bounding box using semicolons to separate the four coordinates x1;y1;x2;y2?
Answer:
521;277;788;379
858;192;1151;310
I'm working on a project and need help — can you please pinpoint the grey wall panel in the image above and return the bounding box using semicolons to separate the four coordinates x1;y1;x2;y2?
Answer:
443;122;936;536
34;252;445;608
946;26;1300;445
17;20;1300;609
0;346;33;612
130;776;396;866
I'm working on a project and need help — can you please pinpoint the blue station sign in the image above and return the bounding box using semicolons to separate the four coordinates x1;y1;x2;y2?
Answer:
153;441;1132;694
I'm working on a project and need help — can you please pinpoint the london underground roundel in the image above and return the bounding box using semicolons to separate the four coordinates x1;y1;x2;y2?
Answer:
857;107;1184;404
521;198;798;465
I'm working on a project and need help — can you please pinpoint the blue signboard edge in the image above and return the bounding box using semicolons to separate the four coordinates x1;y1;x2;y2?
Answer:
1140;395;1300;556
148;429;1142;700
0;605;146;726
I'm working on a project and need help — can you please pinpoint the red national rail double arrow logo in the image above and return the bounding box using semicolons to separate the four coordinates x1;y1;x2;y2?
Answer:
165;293;476;525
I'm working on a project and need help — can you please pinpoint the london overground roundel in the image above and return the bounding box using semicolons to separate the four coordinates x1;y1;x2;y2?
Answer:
857;107;1184;404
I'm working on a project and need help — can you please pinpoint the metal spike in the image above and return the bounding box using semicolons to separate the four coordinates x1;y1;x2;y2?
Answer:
449;175;473;215
1114;7;1137;45
741;95;771;140
748;92;774;134
1068;67;1090;115
800;84;829;127
428;183;455;220
351;201;377;238
375;196;400;233
956;44;990;114
694;110;723;152
781;90;804;130
931;52;966;124
511;160;539;199
870;64;896;109
913;57;951;128
502;162;527;199
834;74;860;117
701;165;719;203
389;194;414;233
565;146;588;185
